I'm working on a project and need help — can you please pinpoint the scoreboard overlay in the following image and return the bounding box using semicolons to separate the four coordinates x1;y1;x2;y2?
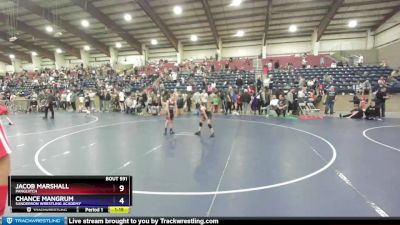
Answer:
8;176;132;213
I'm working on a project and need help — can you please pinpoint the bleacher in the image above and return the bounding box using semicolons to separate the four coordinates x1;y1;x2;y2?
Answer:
269;66;399;93
162;71;255;92
262;54;333;68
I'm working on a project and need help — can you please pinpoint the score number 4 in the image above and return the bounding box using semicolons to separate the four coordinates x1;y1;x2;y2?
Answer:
119;185;126;205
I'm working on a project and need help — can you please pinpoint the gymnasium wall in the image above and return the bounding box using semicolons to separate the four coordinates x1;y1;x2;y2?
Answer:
266;36;311;55
183;44;216;60
378;40;400;69
6;10;400;71
376;11;400;69
148;47;177;62
319;33;368;52
221;40;261;58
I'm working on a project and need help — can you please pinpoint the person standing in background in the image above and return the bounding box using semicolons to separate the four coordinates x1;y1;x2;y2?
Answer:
43;90;55;119
70;90;76;112
320;56;325;67
242;89;251;115
375;87;389;119
186;92;192;113
324;86;336;115
119;90;125;112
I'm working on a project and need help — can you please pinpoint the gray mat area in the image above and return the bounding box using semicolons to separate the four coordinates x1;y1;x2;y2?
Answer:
3;112;400;217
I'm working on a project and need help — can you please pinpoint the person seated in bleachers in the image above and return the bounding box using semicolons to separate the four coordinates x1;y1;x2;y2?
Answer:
378;76;386;87
275;94;288;117
267;60;273;71
301;57;307;68
391;68;399;77
364;101;380;120
297;86;307;103
124;95;134;114
307;89;316;104
353;81;362;95
361;79;371;96
274;60;280;70
387;74;399;85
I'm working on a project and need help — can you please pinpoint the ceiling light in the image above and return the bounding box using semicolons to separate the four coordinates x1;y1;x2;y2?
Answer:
81;19;90;28
54;31;63;37
229;0;242;6
56;48;63;54
348;20;358;28
173;5;182;15
289;25;297;33
84;45;91;51
151;39;158;45
31;51;38;56
115;42;122;48
45;25;54;33
191;35;198;42
235;30;245;37
124;13;132;22
9;54;15;59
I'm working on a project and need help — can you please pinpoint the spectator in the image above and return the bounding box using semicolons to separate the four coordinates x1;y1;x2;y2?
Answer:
176;93;184;116
186;92;192;112
211;92;219;113
236;76;243;88
320;56;325;67
89;90;96;111
365;101;380;120
60;92;67;110
274;60;280;70
43;90;55;119
324;86;336;115
378;76;386;87
358;55;364;66
390;68;399;77
362;80;371;96
69;90;76;112
298;76;306;88
250;94;260;115
375;87;389;118
301;57;307;68
119;90;125;112
267;60;273;71
340;106;364;119
125;95;134;114
192;90;201;115
276;94;288;117
236;91;243;114
287;88;295;115
242;89;251;114
256;75;262;92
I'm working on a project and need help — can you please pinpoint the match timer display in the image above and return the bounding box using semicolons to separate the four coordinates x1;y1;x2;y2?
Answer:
8;176;132;213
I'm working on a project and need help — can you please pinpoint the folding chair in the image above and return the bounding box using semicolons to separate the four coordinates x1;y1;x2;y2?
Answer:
298;102;309;115
307;102;320;115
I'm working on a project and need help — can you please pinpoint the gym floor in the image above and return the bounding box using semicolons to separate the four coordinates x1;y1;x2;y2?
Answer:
3;112;400;217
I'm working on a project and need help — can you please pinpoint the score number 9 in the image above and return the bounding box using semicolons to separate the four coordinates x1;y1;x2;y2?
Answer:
119;185;125;205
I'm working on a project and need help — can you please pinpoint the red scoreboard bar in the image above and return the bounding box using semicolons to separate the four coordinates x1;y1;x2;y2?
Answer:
8;176;132;213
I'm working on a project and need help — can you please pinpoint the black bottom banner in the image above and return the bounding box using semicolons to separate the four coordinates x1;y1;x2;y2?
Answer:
66;217;400;225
